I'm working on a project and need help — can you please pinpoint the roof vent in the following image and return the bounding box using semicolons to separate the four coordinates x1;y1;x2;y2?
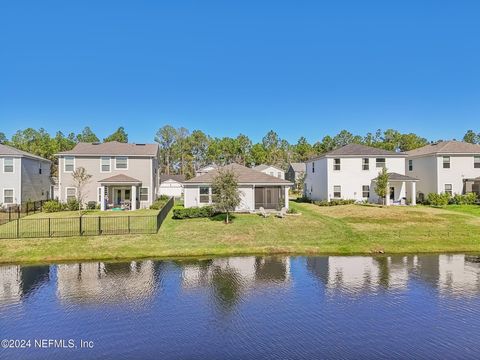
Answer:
136;143;146;146
92;142;101;145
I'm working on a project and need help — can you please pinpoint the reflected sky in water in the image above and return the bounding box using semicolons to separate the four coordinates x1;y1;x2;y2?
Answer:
1;255;480;359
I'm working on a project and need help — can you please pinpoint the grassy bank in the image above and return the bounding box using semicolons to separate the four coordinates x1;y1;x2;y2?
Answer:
1;202;480;264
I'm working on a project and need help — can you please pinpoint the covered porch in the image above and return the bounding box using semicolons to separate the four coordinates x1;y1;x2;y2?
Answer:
373;172;419;206
98;174;142;211
464;177;480;196
254;185;289;210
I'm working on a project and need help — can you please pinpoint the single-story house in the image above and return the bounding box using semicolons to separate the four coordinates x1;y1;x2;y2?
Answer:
195;164;218;177
158;174;185;198
184;163;293;211
253;164;285;179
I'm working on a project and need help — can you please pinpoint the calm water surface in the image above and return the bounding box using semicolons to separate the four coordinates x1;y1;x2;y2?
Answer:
1;255;480;359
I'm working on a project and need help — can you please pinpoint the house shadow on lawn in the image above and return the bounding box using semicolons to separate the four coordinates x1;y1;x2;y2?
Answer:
209;213;237;223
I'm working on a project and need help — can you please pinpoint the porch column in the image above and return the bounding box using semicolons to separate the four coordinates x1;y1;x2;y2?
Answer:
411;182;416;206
100;185;106;211
131;185;137;211
385;182;390;206
284;186;289;209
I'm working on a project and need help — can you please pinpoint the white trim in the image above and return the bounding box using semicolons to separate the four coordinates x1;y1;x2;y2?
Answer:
65;187;77;201
2;157;14;174
3;188;15;204
139;186;149;202
97;187;102;203
100;156;112;173
114;156;129;170
64;156;75;173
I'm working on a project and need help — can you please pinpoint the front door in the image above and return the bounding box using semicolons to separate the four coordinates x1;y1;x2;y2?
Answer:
390;187;395;201
116;189;122;205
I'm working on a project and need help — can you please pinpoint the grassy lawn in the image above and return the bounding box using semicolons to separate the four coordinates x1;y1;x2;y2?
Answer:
27;208;159;218
1;202;480;264
439;204;480;217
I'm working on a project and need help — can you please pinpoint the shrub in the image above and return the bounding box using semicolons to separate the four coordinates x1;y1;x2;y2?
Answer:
296;196;312;203
172;206;215;219
287;207;298;214
43;200;64;213
314;199;356;206
452;193;478;205
65;198;80;211
86;201;98;210
150;198;167;210
426;192;451;206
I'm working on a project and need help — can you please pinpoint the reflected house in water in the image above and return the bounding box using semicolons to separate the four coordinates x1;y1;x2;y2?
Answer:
0;265;50;307
438;255;480;296
56;261;158;304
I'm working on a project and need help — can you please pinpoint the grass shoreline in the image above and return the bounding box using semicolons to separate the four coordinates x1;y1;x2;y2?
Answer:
1;202;480;265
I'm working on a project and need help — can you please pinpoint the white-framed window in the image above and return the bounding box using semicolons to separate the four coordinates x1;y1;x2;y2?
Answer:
362;185;370;198
408;159;413;171
269;171;274;176
444;184;453;196
199;186;210;203
443;156;450;169
362;158;369;171
3;189;14;204
277;172;282;178
140;187;149;201
376;158;386;168
66;187;77;202
115;156;128;170
474;156;480;169
3;157;14;173
333;158;341;171
97;187;102;202
333;185;341;198
100;157;111;172
312;162;315;173
64;156;74;172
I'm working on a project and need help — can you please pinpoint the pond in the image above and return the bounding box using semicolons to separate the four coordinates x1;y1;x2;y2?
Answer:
1;255;480;359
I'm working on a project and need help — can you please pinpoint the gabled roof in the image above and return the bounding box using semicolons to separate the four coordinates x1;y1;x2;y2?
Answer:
374;172;419;182
160;174;185;183
307;144;405;162
185;163;293;185
57;141;159;157
289;162;306;172
98;174;142;184
406;141;480;157
0;143;51;162
253;164;284;172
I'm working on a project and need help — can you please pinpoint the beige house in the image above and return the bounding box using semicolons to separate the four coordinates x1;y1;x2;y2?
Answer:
184;163;293;211
57;141;159;210
253;164;285;179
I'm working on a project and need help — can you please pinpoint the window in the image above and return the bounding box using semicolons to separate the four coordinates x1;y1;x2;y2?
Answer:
140;187;149;201
333;185;341;198
64;156;74;172
277;172;282;178
270;171;274;176
376;158;386;168
66;188;76;202
444;184;452;196
362;158;369;171
362;185;370;198
101;157;111;172
475;156;480;169
408;159;413;171
312;162;315;173
443;156;450;169
97;187;102;202
3;157;13;173
199;186;210;203
334;158;341;171
115;156;128;170
3;189;14;204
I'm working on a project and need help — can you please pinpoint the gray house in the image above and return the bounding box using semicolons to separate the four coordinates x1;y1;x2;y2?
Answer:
286;162;306;190
57;141;159;210
0;144;52;207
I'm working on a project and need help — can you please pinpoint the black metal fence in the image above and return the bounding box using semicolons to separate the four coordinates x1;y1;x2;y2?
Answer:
0;197;175;239
0;201;45;226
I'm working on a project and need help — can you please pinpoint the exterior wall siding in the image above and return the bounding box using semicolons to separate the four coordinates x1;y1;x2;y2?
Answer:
0;157;22;205
20;158;51;202
406;156;437;196
159;180;183;197
436;155;480;195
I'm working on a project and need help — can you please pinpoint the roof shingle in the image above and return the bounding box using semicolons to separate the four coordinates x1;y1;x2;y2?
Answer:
0;144;50;162
308;144;404;161
407;141;480;157
57;141;159;156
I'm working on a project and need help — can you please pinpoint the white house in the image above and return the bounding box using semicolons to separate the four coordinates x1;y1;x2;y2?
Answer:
158;174;185;198
406;141;480;199
56;141;159;210
253;164;285;179
195;164;218;177
304;144;417;205
184;163;293;211
0;144;52;207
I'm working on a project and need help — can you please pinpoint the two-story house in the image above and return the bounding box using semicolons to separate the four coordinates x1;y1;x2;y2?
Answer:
0;144;51;207
304;144;418;205
286;162;306;190
406;141;480;199
57;141;159;210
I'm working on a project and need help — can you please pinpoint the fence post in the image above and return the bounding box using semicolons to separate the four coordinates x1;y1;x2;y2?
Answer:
16;219;19;238
128;216;131;234
98;216;101;235
8;208;11;222
79;216;83;236
48;218;51;237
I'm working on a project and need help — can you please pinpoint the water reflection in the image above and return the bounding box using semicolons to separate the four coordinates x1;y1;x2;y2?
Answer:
0;265;49;307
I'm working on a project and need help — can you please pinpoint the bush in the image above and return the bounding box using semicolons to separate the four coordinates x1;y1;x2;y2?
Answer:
150;198;167;210
287;207;298;214
43;200;64;213
296;196;312;203
426;192;451;206
172;206;215;219
452;193;478;205
86;201;98;210
65;198;80;211
314;199;356;206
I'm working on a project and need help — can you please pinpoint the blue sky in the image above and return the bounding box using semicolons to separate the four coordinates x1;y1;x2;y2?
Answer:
1;0;479;143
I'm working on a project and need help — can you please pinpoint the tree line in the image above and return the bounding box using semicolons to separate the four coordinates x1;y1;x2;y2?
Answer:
0;126;478;178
